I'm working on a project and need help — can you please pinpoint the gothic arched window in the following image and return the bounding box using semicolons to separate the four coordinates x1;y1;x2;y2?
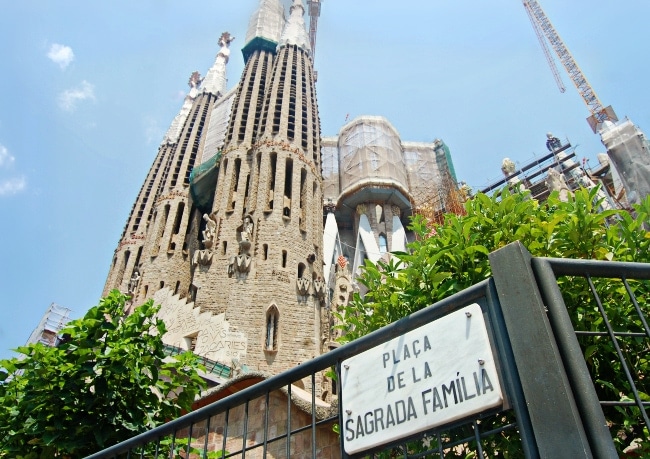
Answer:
265;305;279;352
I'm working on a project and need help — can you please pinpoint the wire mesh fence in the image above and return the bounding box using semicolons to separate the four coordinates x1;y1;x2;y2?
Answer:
533;257;650;456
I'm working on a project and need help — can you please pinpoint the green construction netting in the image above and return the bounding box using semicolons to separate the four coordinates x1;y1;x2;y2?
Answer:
189;151;221;213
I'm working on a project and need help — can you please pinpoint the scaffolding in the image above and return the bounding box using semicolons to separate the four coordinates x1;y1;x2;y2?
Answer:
478;140;622;211
409;167;466;227
336;117;409;200
600;120;650;205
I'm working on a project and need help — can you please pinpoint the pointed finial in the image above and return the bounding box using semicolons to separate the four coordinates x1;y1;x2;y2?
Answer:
219;32;235;53
202;32;234;95
290;0;305;13
188;71;202;89
278;0;311;53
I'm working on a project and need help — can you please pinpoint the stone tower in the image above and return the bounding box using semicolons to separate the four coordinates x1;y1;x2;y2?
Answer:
103;33;235;305
102;72;200;299
194;0;325;379
104;0;326;388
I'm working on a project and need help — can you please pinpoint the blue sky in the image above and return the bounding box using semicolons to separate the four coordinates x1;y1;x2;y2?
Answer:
1;0;649;360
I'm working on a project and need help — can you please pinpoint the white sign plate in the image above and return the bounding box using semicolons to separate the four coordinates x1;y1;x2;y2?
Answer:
341;303;503;454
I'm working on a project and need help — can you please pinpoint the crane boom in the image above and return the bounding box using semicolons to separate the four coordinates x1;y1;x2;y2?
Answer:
523;0;616;132
523;1;565;93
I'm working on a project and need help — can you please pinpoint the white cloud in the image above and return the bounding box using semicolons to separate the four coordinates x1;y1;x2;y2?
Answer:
0;145;15;167
58;81;95;112
0;144;26;196
0;177;26;196
47;43;75;70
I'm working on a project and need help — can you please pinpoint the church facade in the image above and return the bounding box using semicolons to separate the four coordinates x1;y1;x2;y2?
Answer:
103;0;458;398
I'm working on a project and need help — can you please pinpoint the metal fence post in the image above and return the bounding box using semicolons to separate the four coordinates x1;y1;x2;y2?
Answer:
531;258;618;458
489;241;592;458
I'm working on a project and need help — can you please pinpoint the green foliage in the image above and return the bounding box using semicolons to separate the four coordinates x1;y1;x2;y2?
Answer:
335;188;650;455
0;291;206;459
157;437;227;459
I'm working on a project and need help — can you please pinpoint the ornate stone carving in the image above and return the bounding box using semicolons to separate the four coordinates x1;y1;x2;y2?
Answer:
355;204;366;215
228;254;252;275
296;277;311;295
391;206;401;217
188;71;202;89
201;212;218;249
336;254;348;270
193;249;213;266
313;278;326;299
330;264;353;340
324;199;336;214
228;215;254;276
218;32;235;53
235;254;252;273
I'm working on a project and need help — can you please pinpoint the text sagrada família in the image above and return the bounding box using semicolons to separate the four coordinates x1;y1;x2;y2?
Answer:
341;304;503;454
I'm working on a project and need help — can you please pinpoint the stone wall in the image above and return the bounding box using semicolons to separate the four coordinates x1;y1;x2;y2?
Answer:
179;385;340;459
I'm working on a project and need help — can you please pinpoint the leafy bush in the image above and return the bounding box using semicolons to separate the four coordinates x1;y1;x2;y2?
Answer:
0;291;206;459
335;187;650;455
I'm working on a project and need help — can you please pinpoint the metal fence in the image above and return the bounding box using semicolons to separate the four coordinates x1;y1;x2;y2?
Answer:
531;256;650;456
86;241;649;458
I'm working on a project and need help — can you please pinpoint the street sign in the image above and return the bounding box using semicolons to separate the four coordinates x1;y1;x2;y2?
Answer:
340;303;503;455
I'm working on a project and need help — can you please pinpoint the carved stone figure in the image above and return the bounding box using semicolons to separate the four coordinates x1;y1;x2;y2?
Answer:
127;270;140;294
241;215;253;242
501;157;516;176
237;215;254;256
202;212;218;249
501;157;526;193
546;168;571;202
231;358;242;378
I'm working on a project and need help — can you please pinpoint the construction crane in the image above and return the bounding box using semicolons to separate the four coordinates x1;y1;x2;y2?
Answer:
306;0;322;61
523;3;565;93
522;0;617;132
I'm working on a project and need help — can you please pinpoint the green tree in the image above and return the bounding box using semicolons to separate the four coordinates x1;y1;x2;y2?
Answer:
335;187;650;456
0;290;206;459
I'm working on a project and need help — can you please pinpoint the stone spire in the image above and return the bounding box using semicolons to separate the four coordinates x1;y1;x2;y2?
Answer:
202;32;235;96
278;0;311;54
162;71;201;145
